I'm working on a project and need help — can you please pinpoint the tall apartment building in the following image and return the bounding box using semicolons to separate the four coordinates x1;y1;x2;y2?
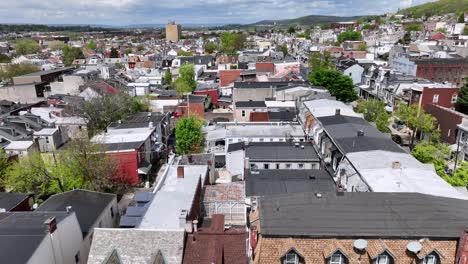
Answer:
166;21;181;42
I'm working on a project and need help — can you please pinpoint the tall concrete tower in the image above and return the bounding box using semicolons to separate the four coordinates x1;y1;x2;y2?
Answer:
166;21;182;42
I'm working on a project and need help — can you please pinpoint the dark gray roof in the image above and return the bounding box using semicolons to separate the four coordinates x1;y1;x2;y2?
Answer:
246;142;319;161
0;211;70;264
259;192;468;238
15;66;75;77
109;112;168;129
268;111;296;122
102;141;144;151
246;170;334;197
318;115;405;154
227;142;244;152
36;190;115;236
0;193;30;211
234;81;307;89
179;153;213;165
235;101;267;108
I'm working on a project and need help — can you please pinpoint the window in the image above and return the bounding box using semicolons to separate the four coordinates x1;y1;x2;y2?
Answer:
270;138;274;142
75;252;80;263
285;164;292;169
375;255;389;264
330;253;343;264
433;94;439;103
276;164;280;169
263;164;269;169
260;138;264;142
110;207;114;218
298;164;304;169
422;254;437;264
451;94;458;103
284;252;299;264
241;110;246;117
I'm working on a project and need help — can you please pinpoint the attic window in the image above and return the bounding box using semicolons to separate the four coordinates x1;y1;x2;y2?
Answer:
375;254;392;264
282;249;304;264
329;253;346;264
422;254;437;264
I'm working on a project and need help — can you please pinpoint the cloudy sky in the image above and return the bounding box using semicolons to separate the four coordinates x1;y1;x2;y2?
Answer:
0;0;436;25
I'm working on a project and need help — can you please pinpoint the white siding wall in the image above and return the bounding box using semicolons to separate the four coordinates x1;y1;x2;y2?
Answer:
226;150;245;179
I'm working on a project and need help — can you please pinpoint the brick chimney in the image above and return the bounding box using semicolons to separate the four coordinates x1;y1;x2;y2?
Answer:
456;229;468;264
44;216;57;234
177;166;184;178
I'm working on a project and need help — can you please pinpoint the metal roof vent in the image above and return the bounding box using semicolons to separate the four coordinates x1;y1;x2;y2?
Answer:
354;239;368;251
357;130;365;137
407;241;423;254
315;193;322;198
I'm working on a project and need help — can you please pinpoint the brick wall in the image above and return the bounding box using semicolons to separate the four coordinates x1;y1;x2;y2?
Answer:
219;70;242;87
425;104;465;144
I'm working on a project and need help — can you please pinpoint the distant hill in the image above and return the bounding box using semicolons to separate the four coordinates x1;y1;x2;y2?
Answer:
252;15;363;26
398;0;468;17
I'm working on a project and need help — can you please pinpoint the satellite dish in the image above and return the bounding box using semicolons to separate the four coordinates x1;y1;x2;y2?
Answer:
354;239;368;251
407;241;422;254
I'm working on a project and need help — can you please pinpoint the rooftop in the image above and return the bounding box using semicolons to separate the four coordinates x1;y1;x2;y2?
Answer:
259;192;468;238
303;99;362;118
36;189;115;236
91;127;154;145
0;193;30;211
245;142;319;161
235;101;267;108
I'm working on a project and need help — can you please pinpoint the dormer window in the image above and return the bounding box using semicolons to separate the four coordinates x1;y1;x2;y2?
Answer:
282;248;304;264
329;253;345;264
375;254;391;264
422;254;437;264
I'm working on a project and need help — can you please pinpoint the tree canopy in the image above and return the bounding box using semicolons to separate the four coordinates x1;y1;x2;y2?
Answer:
177;50;193;56
309;68;358;102
164;70;172;85
62;46;85;66
14;39;41;55
456;77;468;114
110;47;119;58
174;63;196;96
204;41;217;54
337;31;362;43
0;54;10;63
308;51;334;70
175;116;205;154
0;63;40;84
395;103;438;148
355;99;391;132
86;40;97;50
412;141;449;178
220;32;246;55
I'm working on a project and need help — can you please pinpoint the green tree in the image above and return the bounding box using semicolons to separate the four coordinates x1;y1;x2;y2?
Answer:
279;44;288;56
164;70;172;85
358;43;367;51
220;32;246;55
86;40;97;50
395;103;438;148
175;116;205;154
177;50;193;56
204;42;217;54
404;23;423;32
464;26;468;36
0;63;39;83
287;26;296;35
15;39;40;55
337;31;362;44
137;45;145;52
355;99;391;132
309;68;358;102
296;33;310;39
110;47;119;58
177;63;196;92
412;141;449;177
398;32;412;45
308;51;334;70
115;62;125;70
62;46;85;66
457;78;468;114
174;79;192;96
445;162;468;187
48;41;65;51
0;54;11;63
0;149;10;190
458;13;465;23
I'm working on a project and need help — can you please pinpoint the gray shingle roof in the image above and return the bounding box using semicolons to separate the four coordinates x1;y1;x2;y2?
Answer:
235;101;267;108
318;115;405;154
259;192;468;238
0;192;29;211
246;170;334;197
246;142;319;161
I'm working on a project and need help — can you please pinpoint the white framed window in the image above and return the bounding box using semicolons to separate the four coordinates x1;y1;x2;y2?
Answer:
241;110;246;117
285;164;292;169
263;164;269;169
260;138;264;142
284;252;299;264
433;94;439;103
375;254;389;264
330;253;343;264
422;254;437;264
298;164;304;169
451;94;458;103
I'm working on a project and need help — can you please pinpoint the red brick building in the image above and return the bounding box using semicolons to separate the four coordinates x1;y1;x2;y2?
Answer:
425;104;468;144
194;87;219;106
414;58;468;87
219;70;242;87
255;62;275;73
410;87;459;111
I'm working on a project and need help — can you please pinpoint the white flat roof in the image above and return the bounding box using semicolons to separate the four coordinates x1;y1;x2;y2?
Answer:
265;101;296;108
5;141;34;150
33;128;58;136
139;165;208;229
91;127;154;144
347;150;467;200
226;125;304;138
303;99;362;118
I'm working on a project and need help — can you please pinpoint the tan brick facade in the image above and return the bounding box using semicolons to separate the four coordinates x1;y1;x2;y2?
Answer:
253;237;457;264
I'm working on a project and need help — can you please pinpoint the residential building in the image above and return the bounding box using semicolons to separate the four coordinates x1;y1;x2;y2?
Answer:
166;22;182;42
0;192;32;212
203;183;246;226
251;192;468;264
426;104;468;144
36;190;118;264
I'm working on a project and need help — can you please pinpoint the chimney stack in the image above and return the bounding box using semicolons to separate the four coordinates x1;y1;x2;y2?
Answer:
177;166;184;178
335;109;341;115
44;217;57;234
179;210;188;230
66;206;72;213
392;161;401;169
188;155;193;164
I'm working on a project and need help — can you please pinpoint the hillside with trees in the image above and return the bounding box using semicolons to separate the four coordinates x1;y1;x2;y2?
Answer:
398;0;468;18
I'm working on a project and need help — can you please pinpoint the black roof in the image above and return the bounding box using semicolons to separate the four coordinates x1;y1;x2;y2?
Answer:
102;141;145;152
259;192;468;238
235;101;267;108
268;111;296;122
246;142;319;161
0;212;69;264
109;112;168;129
318;115;405;154
234;81;307;89
246;170;334;197
0;193;30;211
227;142;244;152
36;190;115;236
